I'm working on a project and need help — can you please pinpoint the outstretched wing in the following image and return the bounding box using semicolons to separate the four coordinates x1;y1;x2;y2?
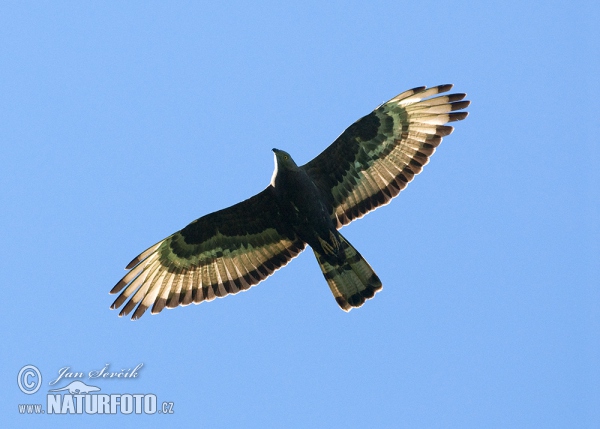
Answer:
110;186;306;320
302;84;470;227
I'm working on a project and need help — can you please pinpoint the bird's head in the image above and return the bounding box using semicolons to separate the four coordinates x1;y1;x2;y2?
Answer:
271;148;298;187
272;148;298;170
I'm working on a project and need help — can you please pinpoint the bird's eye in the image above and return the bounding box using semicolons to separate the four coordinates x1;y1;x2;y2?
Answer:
284;155;288;160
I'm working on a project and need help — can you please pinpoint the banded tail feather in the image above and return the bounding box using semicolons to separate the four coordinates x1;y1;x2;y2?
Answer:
314;233;382;310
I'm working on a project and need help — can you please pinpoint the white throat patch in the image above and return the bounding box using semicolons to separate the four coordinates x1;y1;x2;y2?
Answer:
270;152;278;187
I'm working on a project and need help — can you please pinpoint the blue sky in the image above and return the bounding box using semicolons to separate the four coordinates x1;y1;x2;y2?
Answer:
1;1;598;428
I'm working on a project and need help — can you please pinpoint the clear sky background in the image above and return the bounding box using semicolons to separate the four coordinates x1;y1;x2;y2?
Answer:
1;1;598;428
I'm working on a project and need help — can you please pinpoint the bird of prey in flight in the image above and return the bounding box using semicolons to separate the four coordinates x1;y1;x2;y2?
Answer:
110;84;469;319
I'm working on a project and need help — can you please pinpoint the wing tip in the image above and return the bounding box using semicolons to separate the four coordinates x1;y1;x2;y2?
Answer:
436;125;454;136
410;85;427;93
151;298;167;315
125;258;141;270
388;86;427;103
118;300;136;318
450;100;471;111
109;280;126;294
435;83;454;93
448;111;469;122
131;306;147;320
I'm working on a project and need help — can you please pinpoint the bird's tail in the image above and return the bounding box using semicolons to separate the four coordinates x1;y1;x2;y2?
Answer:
313;233;382;310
